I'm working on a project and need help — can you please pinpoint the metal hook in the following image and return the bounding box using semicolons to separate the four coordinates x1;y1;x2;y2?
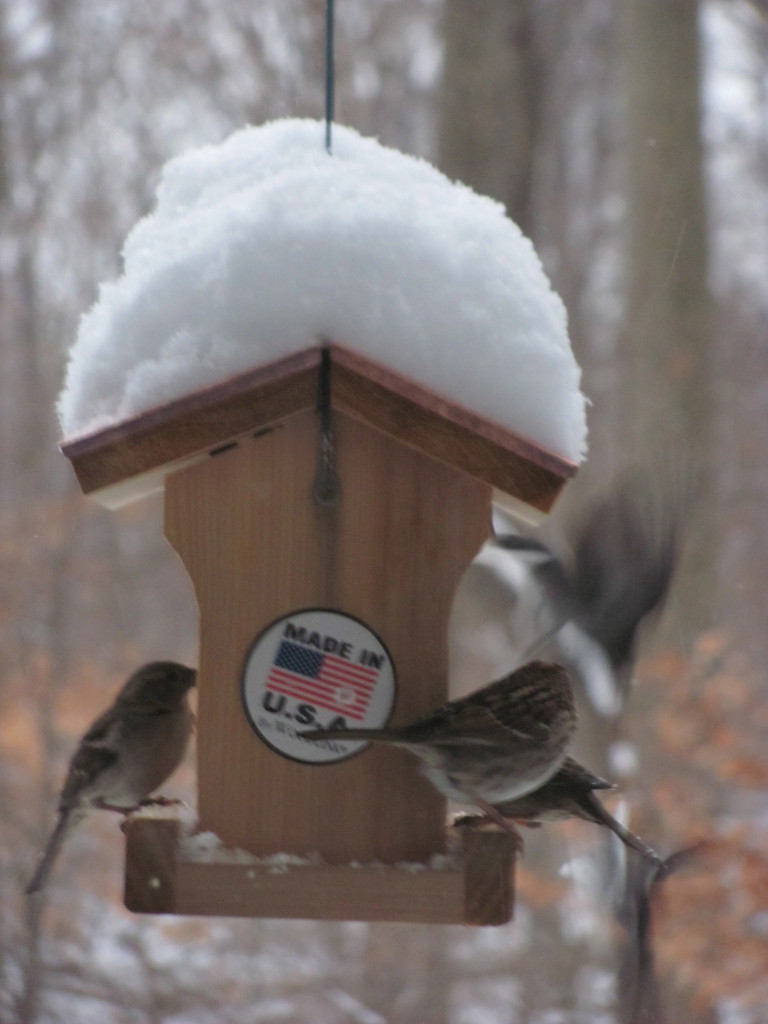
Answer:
313;348;340;505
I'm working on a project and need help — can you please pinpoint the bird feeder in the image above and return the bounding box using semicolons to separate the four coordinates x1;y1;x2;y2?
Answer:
62;342;576;925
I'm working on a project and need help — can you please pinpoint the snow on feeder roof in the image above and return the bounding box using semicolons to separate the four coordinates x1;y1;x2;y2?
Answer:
57;118;587;465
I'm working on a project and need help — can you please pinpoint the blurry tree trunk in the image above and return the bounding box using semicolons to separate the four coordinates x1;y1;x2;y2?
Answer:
436;6;629;1019
437;0;539;231
709;15;768;664
530;0;627;482
621;0;714;634
619;10;717;1022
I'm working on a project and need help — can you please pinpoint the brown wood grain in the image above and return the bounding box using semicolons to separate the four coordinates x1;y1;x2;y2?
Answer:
174;861;468;923
124;816;178;914
164;408;492;866
462;828;516;925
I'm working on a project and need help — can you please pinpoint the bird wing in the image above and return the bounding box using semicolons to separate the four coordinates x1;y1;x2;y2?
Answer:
570;473;684;671
59;710;121;809
558;756;614;791
466;535;576;666
405;660;575;747
403;700;550;748
301;708;547;749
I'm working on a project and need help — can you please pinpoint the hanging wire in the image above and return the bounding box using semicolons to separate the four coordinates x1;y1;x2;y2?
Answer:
324;0;335;154
313;347;341;505
314;6;339;502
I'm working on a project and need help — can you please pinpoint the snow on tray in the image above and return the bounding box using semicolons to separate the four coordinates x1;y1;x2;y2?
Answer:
57;118;588;462
179;830;459;873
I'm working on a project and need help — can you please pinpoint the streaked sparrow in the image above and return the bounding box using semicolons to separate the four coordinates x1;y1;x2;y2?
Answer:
299;660;576;824
457;755;663;867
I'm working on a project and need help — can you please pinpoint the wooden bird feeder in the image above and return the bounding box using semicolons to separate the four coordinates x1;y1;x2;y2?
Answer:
62;342;576;925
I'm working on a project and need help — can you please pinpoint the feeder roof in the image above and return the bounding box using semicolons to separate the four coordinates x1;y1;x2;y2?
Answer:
61;343;576;511
57;119;588;467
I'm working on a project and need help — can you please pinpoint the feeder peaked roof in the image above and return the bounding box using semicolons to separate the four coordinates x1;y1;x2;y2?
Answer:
62;344;576;511
57;121;588;466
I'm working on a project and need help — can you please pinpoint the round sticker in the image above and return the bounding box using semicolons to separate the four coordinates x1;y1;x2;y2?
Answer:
241;608;397;764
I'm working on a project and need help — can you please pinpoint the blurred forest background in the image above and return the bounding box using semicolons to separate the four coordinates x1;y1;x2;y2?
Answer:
1;1;768;1022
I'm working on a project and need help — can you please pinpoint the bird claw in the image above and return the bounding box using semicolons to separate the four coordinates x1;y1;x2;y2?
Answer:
451;813;485;829
473;798;525;851
139;796;184;808
452;803;526;853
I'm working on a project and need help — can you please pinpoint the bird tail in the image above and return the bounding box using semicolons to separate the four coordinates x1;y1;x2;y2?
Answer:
581;793;664;868
26;808;81;895
299;727;403;743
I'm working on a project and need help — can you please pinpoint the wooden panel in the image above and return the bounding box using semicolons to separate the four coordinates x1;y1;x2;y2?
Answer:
164;409;492;866
124;816;178;914
462;829;517;925
175;862;466;923
328;344;575;512
61;349;321;503
123;815;515;925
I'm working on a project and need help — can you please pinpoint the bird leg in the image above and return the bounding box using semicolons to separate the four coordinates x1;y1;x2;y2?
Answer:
452;811;541;831
473;797;525;851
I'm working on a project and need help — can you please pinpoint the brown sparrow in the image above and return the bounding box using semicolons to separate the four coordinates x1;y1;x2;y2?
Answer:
27;661;196;894
456;755;663;867
299;660;576;824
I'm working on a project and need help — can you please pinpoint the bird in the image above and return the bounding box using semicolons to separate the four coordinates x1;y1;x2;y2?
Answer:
453;755;664;868
26;661;196;895
563;473;684;690
450;470;685;716
299;660;577;827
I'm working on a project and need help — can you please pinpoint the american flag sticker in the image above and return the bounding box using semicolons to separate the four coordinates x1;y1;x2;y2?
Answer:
266;639;379;721
241;608;397;765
